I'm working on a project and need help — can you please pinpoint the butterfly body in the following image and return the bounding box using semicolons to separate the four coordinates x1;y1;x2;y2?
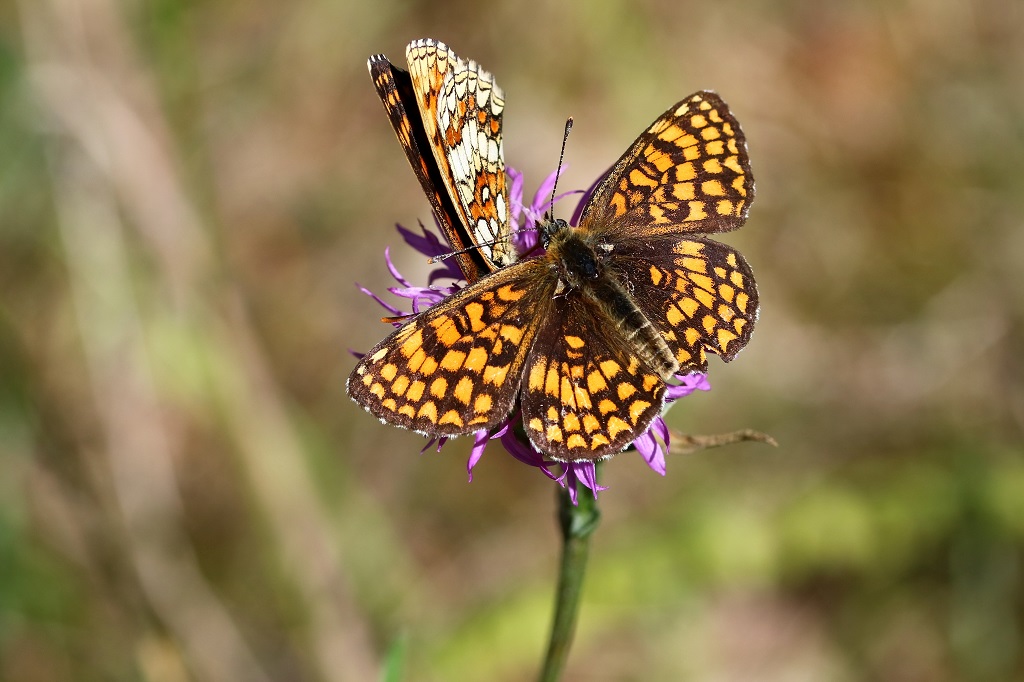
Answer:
353;45;758;461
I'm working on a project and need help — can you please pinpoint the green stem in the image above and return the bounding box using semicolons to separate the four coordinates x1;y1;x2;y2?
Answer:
537;464;602;682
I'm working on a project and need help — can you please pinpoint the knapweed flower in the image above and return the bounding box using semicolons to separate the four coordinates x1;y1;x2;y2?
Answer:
353;167;711;503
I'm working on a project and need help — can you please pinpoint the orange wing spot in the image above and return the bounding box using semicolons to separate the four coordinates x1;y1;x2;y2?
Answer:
717;328;738;352
567;434;587;450
690;114;708;128
362;372;373;386
727;139;739;154
617;382;637;400
474;393;492;415
528;361;546;390
432;317;460;347
629;400;652;424
689;272;714;292
392;375;410;396
528;417;544;433
560;376;576;408
400;329;424;357
676;133;699;148
454;376;474;405
465;302;486;332
440;349;466;371
736;292;750;314
439;410;464;427
626;356;640;375
678;297;699;318
705;140;725;155
731;270;745;288
649;266;663;286
697;98;712;110
407;380;425;402
659;124;687;142
672;183;696;200
717;283;735;303
649;117;670;134
420;355;438;375
546;424;564;443
563;413;581;432
408;348;427;372
700;126;721;141
702;158;723;174
682;256;707;274
676;348;692;363
648;150;674;173
430;377;448;398
726;252;738;267
499;324;524;344
649;205;667;224
716;199;734;216
599;359;621;378
380;363;399;381
675;241;705;256
701;180;725;196
483;364;510;385
547;405;559;421
723;122;734;136
598;399;618;415
565;335;586;349
497;285;525;302
731;176;747;196
370;382;385;399
587;370;608;394
591;434;611;448
610;192;628;217
643;374;660;391
694;287;715;308
545;365;560;396
675;162;696;181
702;314;718;335
382;398;397;411
417;401;438;423
683;146;701;161
582;413;601;433
708;108;723;122
686;201;708;221
666;304;684;326
465;346;487;371
398;405;415;418
573;386;593;409
685;327;701;346
370;347;389;362
724;155;744;173
607;416;631;439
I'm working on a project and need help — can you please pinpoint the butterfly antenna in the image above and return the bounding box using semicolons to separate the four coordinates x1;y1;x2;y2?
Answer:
549;117;574;219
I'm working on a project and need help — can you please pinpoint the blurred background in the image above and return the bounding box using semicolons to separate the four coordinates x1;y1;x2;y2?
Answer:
2;0;1023;680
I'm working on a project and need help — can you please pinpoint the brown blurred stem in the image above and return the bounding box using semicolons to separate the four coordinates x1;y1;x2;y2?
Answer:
538;464;601;682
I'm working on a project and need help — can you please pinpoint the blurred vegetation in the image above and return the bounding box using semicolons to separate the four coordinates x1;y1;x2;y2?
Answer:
2;0;1023;680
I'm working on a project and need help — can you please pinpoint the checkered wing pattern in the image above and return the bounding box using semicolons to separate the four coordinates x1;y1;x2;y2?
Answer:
406;39;514;272
368;53;493;283
521;293;667;459
348;261;554;436
581;91;754;238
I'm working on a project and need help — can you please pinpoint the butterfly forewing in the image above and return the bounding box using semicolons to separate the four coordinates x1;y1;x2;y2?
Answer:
406;39;514;271
580;91;754;238
367;53;493;283
348;262;553;436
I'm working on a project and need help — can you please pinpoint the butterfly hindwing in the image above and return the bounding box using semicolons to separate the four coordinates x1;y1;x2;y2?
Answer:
611;234;759;373
521;292;666;460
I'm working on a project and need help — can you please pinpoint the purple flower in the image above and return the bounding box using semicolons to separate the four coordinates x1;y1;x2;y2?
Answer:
356;167;711;501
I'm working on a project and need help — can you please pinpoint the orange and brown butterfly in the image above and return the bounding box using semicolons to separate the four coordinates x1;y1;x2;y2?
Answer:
367;38;514;285
349;81;759;462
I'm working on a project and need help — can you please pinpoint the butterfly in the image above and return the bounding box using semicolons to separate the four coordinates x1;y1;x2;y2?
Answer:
367;38;514;284
351;56;758;460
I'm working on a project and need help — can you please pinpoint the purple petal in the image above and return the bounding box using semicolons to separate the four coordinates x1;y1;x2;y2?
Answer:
570;169;607;227
666;373;711;402
466;430;490;482
357;283;404;317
